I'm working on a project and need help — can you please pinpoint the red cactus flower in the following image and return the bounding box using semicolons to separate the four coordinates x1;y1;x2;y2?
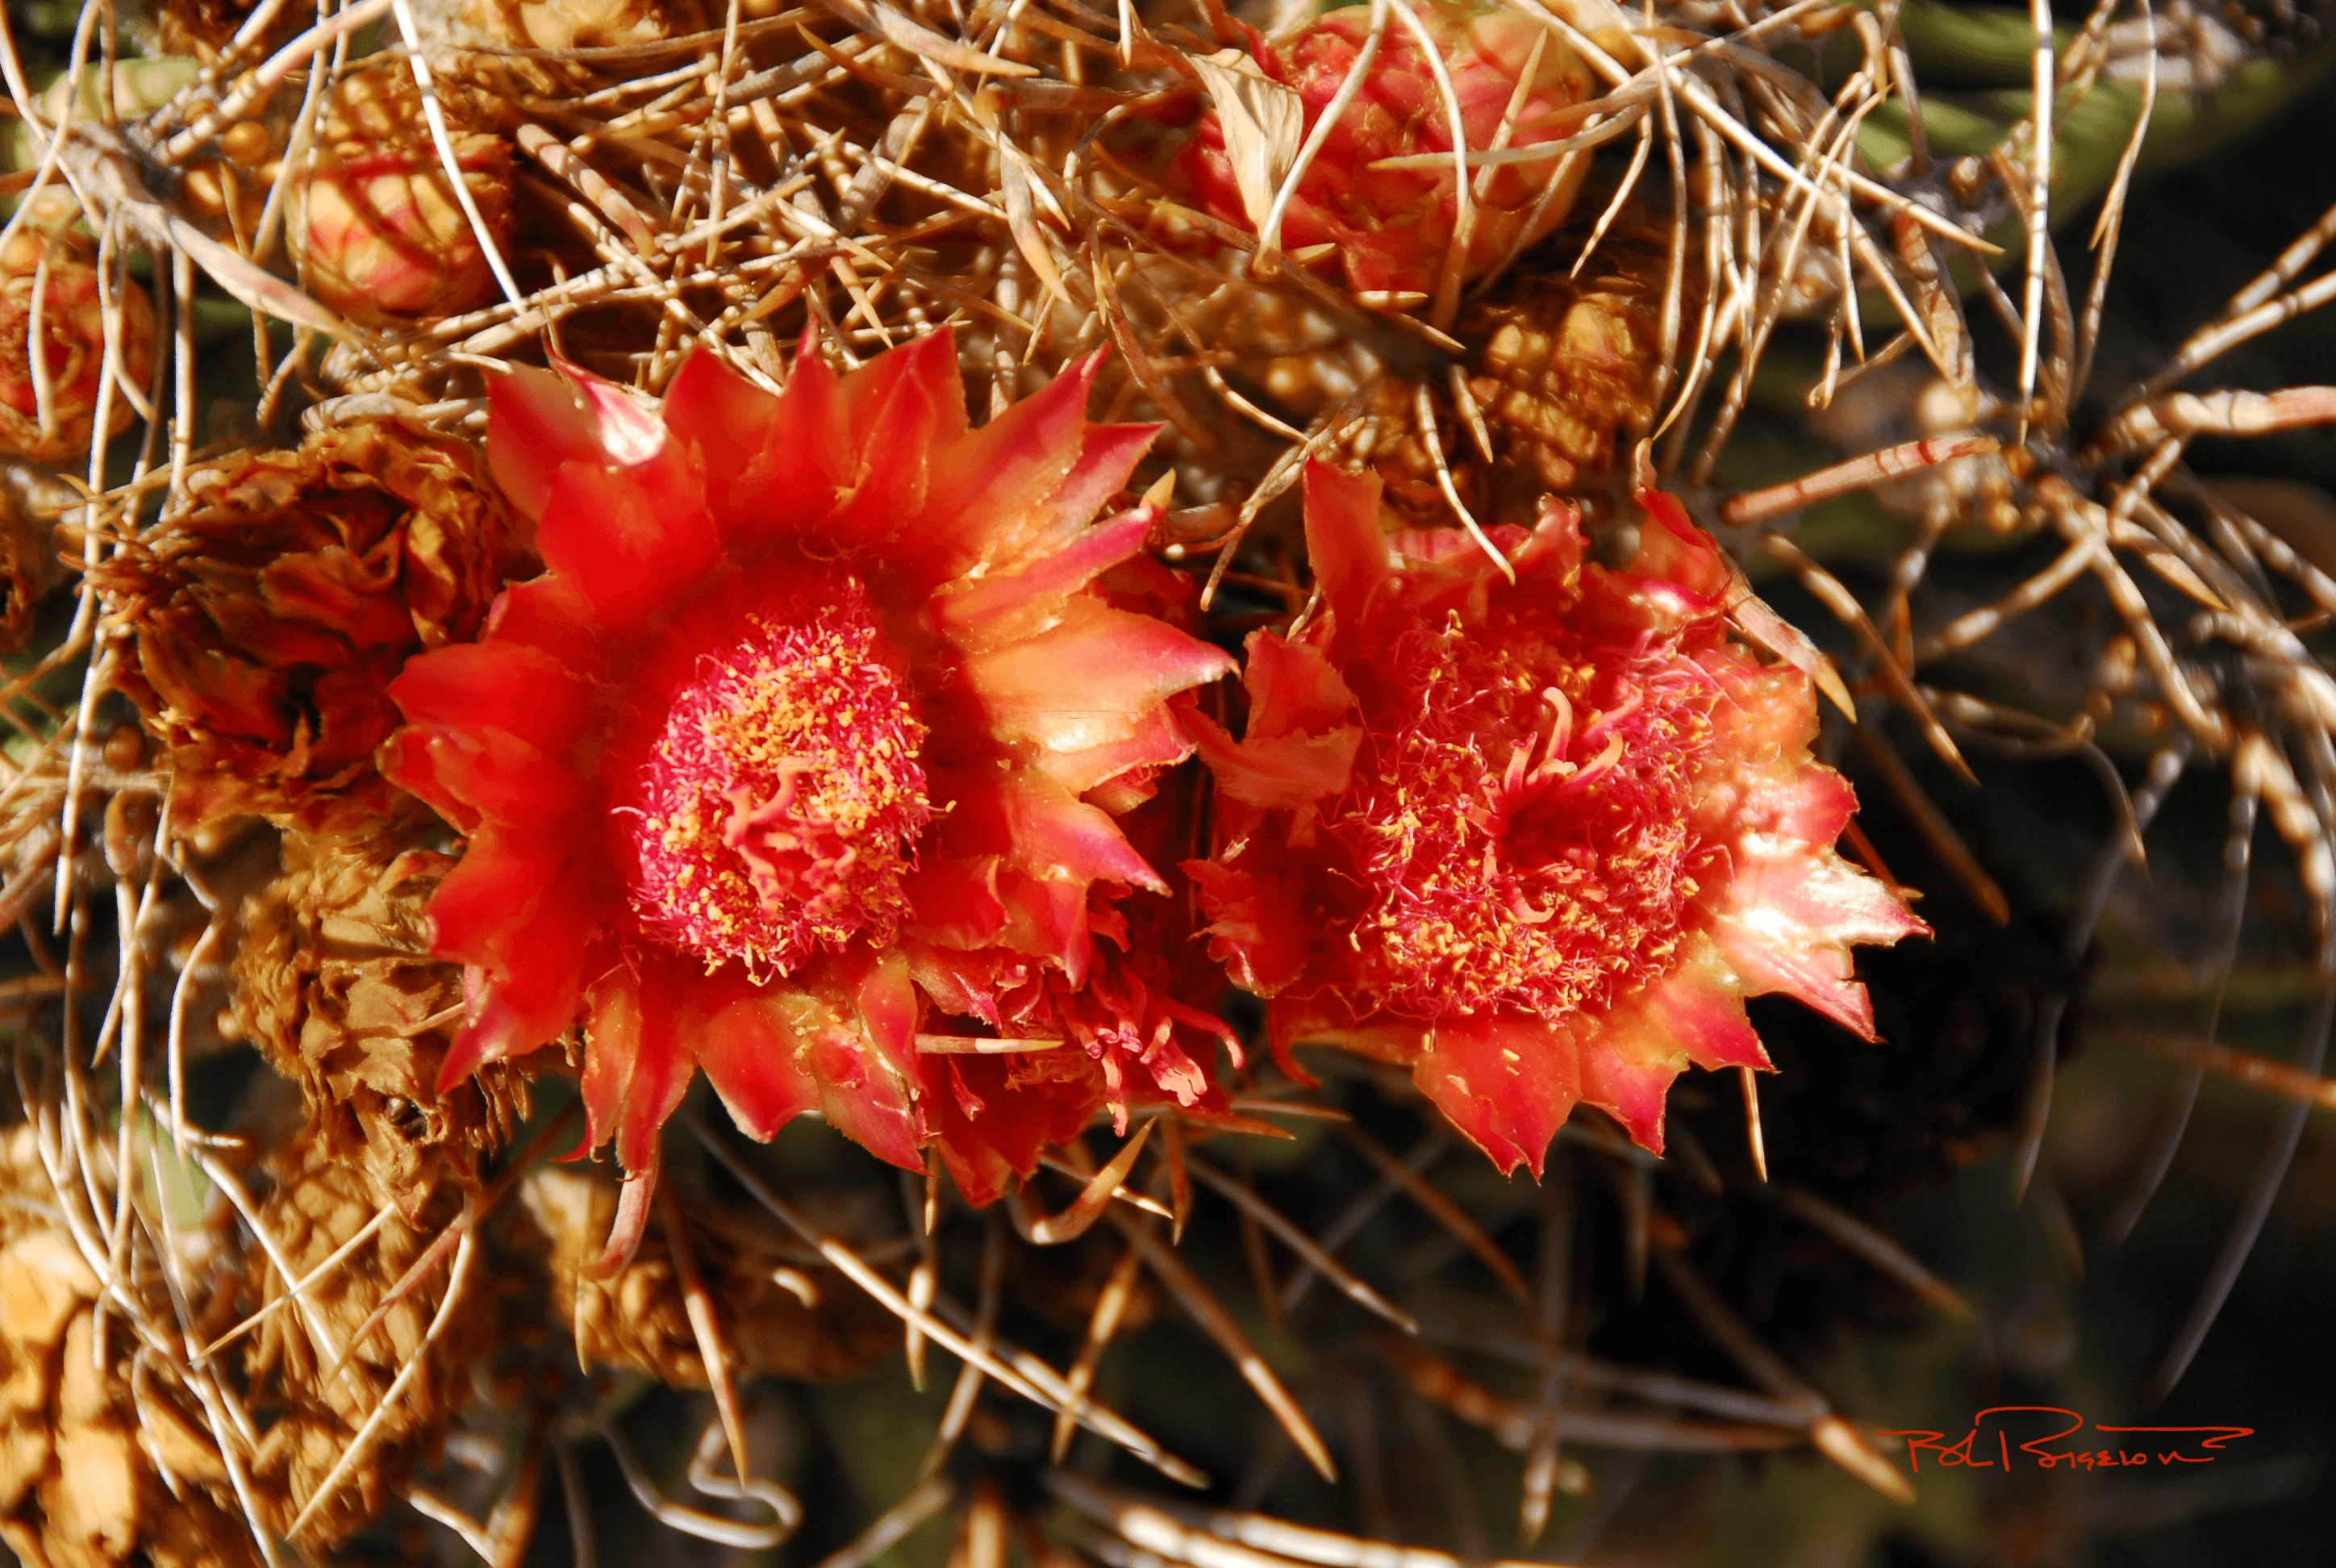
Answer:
1180;2;1598;298
382;332;1239;1253
1186;461;1927;1174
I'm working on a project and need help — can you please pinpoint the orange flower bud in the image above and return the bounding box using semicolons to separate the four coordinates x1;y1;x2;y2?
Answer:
289;67;513;325
0;225;156;465
1181;2;1600;297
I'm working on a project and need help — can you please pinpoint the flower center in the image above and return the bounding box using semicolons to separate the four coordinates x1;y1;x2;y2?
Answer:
619;578;929;974
1330;611;1719;1021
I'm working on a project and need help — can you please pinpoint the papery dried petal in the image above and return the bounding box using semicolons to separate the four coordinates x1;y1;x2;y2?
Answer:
0;1128;261;1567
522;1166;896;1385
98;419;528;833
229;827;534;1220
243;1136;489;1549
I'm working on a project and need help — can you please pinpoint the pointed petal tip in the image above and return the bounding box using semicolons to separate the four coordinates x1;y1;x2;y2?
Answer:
588;1165;658;1278
1448;1116;1550;1180
1070;343;1114;398
1831;984;1883;1044
1413;1011;1577;1182
906;323;961;379
665;342;765;403
1302;458;1390;621
435;1013;490;1095
486;364;594;523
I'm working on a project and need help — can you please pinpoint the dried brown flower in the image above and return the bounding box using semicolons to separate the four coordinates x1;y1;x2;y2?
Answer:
522;1167;897;1387
0;1127;261;1568
415;0;707;53
243;1136;490;1550
401;0;707;106
1461;268;1666;494
144;0;286;58
98;418;527;833
507;0;707;51
1316;265;1668;527
231;828;536;1221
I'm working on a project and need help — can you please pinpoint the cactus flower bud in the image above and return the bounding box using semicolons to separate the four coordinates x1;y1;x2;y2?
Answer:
289;66;512;325
1182;2;1600;297
0;222;155;465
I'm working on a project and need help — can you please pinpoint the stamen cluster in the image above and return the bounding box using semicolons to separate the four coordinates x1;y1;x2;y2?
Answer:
619;578;929;974
1337;612;1717;1022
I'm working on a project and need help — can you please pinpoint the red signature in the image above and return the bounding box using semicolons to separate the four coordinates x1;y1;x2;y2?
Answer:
1879;1407;2255;1474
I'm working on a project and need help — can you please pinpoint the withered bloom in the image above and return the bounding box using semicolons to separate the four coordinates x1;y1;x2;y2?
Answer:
99;419;528;833
0;469;71;653
494;0;707;50
230;828;533;1219
145;0;293;57
1459;267;1666;494
0;1128;260;1568
522;1167;897;1387
412;0;707;52
242;1136;490;1549
1189;463;1927;1174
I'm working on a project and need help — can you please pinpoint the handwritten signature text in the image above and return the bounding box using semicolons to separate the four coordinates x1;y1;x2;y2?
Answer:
1879;1407;2254;1474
